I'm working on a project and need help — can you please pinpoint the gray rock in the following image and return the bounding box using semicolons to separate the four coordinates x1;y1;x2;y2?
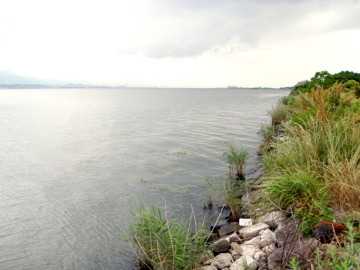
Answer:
230;255;257;270
242;235;261;246
230;242;243;259
239;222;269;240
200;265;218;270
262;243;276;255
259;228;277;247
219;222;241;237
257;211;285;228
226;232;241;243
212;238;230;253
211;253;234;269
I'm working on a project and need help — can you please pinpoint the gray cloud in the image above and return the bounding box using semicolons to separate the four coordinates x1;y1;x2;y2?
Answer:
117;0;360;59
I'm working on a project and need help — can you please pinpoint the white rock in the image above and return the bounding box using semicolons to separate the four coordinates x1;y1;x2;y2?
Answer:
239;218;253;227
240;244;267;262
230;255;257;270
259;228;277;247
239;222;269;239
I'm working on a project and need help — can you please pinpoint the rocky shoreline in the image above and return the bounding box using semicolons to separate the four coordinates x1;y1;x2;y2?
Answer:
198;184;323;270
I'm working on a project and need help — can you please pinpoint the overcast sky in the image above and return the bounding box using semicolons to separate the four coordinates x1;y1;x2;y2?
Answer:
1;0;359;87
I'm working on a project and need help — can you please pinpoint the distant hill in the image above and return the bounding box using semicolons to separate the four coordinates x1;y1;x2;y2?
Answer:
0;70;42;84
0;70;69;87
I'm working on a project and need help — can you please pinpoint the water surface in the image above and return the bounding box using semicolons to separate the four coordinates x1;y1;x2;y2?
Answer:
0;88;289;269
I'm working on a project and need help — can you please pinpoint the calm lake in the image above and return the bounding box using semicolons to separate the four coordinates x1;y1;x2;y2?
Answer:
0;88;289;269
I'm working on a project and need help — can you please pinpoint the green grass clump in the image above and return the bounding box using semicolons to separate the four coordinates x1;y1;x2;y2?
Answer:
265;168;330;214
223;145;248;180
126;203;209;270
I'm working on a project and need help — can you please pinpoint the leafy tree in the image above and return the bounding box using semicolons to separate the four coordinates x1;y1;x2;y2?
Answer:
333;71;360;84
290;70;360;96
306;70;335;91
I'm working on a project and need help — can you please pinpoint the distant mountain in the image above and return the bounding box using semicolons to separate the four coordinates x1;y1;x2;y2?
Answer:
0;70;42;84
0;70;69;86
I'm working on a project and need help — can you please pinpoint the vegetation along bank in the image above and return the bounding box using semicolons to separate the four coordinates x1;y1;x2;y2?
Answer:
123;70;360;269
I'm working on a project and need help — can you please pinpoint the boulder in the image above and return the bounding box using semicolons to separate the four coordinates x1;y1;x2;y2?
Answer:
242;235;261;246
240;244;267;262
219;222;241;237
230;255;257;270
229;242;243;259
239;222;269;239
211;253;234;269
259;228;277;247
226;232;241;243
257;211;285;228
211;238;230;253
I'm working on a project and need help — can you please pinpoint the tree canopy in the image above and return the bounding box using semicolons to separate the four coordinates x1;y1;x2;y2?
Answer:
290;70;360;96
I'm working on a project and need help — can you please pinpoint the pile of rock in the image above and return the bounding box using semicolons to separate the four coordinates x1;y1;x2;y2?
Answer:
200;211;320;270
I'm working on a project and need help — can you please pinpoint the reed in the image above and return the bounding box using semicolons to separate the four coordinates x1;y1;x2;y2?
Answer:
223;145;248;180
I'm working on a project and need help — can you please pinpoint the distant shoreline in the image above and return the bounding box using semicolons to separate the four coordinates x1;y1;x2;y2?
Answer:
0;84;292;90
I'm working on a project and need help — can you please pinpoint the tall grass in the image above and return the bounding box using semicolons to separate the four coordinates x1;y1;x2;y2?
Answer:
264;118;360;212
126;203;209;270
263;82;360;216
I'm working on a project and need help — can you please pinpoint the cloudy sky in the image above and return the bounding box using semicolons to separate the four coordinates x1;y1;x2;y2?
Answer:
1;0;359;87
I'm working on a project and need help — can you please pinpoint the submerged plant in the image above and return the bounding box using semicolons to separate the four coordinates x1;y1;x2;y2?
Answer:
223;177;246;221
223;145;248;180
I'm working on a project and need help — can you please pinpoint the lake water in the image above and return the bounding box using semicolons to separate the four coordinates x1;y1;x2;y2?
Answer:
0;88;289;269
